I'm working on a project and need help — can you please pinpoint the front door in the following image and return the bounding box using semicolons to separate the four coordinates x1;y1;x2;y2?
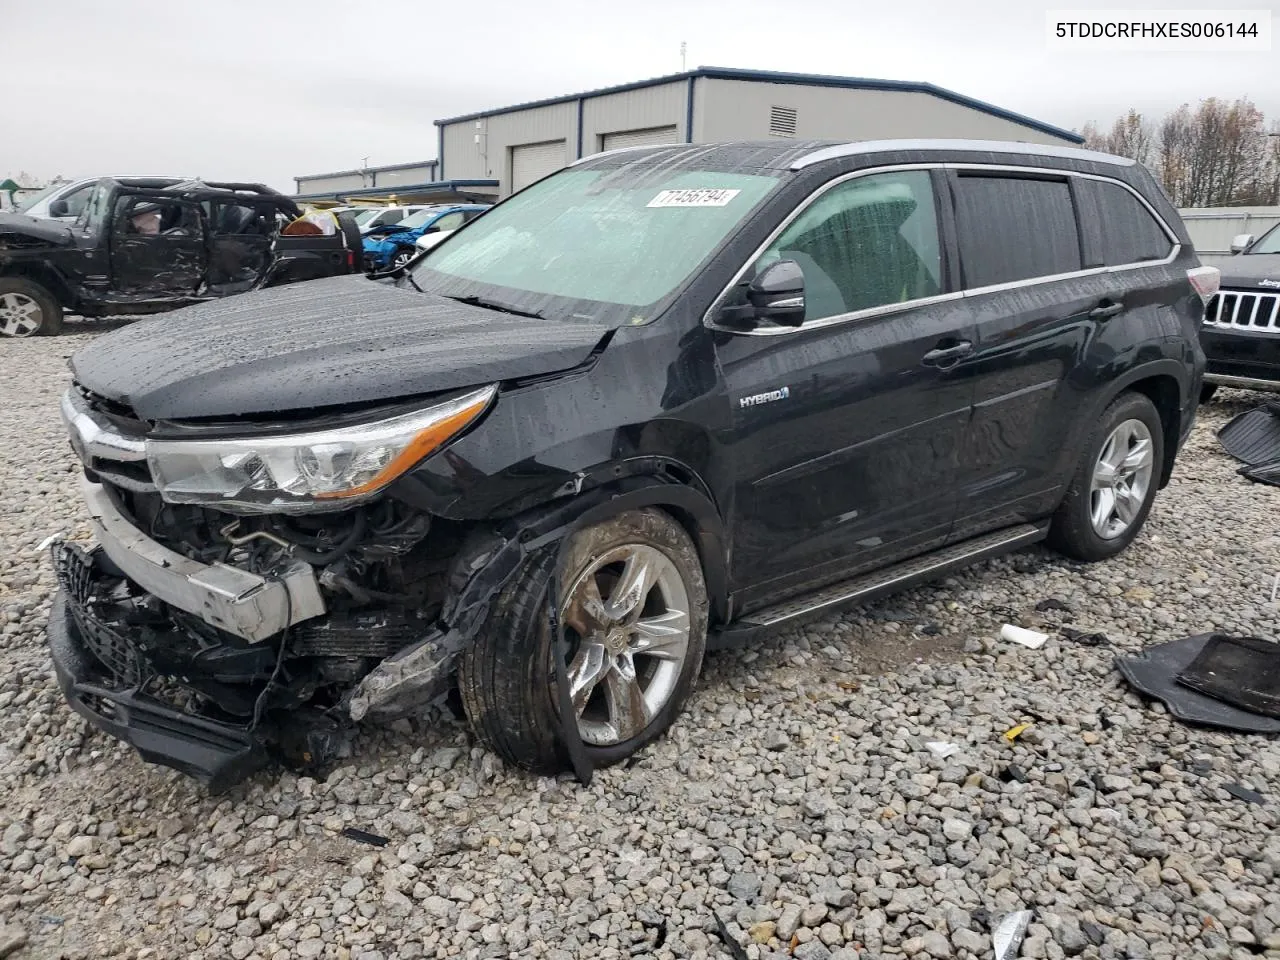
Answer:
714;169;975;608
108;193;206;296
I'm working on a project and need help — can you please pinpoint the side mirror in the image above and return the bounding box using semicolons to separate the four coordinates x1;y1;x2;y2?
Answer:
48;199;70;218
1231;233;1254;255
747;259;807;325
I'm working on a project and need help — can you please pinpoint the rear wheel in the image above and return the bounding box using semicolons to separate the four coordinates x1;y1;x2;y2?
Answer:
1199;384;1218;404
1047;391;1164;562
458;509;708;772
0;278;63;337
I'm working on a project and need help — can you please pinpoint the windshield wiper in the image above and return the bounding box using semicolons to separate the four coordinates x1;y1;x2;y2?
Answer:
444;294;545;320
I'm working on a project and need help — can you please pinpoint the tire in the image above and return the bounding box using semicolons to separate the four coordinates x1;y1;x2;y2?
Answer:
459;508;708;773
1199;384;1218;404
1047;391;1165;562
0;277;63;337
334;212;363;275
390;247;416;271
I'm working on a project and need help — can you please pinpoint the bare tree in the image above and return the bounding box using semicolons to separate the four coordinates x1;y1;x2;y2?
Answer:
1090;98;1277;206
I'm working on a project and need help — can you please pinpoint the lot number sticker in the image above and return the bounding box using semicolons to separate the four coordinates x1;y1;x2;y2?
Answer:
647;188;741;208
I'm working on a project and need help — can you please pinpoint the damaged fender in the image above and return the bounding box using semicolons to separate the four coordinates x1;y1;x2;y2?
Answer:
345;477;726;723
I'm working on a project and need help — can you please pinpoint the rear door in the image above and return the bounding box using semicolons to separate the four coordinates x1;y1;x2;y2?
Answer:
947;169;1174;539
715;168;975;605
108;193;206;296
206;200;273;294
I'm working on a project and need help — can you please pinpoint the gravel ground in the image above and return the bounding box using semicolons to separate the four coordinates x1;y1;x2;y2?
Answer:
1;325;1278;960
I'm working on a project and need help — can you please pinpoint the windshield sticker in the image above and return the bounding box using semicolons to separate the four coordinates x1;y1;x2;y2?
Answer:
647;188;741;208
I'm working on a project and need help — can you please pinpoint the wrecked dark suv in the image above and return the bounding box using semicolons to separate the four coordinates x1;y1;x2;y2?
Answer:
0;179;360;337
49;139;1214;789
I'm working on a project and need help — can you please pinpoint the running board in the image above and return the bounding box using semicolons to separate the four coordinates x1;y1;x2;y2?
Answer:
709;522;1048;649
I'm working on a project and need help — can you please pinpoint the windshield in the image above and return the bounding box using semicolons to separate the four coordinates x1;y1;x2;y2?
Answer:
412;168;779;323
396;207;445;229
16;181;73;213
352;209;385;227
1249;224;1280;255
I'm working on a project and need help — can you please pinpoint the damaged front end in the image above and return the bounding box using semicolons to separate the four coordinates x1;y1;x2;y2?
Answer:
49;387;507;790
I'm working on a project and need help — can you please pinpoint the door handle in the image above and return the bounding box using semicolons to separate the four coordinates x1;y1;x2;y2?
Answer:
1090;301;1124;320
921;340;974;367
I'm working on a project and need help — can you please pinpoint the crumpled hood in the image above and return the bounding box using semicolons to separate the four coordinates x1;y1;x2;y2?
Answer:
0;212;75;246
1219;253;1280;290
71;274;611;420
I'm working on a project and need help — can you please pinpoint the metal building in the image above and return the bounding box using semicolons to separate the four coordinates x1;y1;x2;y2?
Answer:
292;159;499;207
294;159;440;196
436;66;1084;197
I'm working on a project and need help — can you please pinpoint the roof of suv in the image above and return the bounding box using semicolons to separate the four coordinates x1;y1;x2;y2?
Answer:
575;138;1130;174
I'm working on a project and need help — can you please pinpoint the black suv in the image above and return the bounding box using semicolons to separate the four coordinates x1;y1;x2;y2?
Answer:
49;139;1213;788
1199;222;1280;400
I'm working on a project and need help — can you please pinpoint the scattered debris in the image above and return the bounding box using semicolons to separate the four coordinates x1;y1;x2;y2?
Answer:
1176;634;1280;719
1223;782;1265;804
713;910;751;960
1035;598;1073;613
1001;624;1049;649
34;531;64;554
1000;764;1029;783
340;827;389;847
1060;626;1109;646
1004;722;1032;742
1239;459;1280;487
1217;402;1280;465
37;915;63;926
992;910;1033;960
925;741;961;759
836;680;861;692
1117;634;1280;733
919;622;943;635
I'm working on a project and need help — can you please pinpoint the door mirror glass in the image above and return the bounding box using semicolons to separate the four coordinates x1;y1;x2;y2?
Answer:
1231;233;1254;254
748;259;807;325
48;199;70;218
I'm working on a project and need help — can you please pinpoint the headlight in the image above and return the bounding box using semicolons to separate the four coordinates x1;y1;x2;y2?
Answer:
146;385;496;513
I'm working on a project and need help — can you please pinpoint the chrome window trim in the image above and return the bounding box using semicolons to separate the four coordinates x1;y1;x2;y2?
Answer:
790;139;1135;171
705;162;1181;338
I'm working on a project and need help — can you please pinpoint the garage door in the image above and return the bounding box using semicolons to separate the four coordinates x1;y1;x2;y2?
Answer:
600;125;679;152
510;141;567;193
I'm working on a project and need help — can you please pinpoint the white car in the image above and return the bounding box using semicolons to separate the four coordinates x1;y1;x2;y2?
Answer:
353;205;436;234
17;176;186;220
414;227;458;252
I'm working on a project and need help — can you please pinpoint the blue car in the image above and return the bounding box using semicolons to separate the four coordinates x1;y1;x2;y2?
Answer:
362;204;489;271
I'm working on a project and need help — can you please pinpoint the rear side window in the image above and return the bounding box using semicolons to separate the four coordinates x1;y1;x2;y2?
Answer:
1074;179;1173;267
953;175;1081;288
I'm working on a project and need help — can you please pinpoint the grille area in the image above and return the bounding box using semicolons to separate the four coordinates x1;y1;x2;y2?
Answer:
53;543;147;685
1204;290;1280;332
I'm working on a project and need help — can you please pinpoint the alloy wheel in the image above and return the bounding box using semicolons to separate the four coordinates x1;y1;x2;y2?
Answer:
558;543;691;746
1089;418;1155;539
0;292;43;337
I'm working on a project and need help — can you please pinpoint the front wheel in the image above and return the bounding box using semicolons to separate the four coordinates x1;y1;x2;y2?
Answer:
390;248;416;270
0;278;64;337
1047;391;1165;562
458;509;708;772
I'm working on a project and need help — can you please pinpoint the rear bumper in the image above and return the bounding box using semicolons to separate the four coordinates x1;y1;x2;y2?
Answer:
47;587;269;790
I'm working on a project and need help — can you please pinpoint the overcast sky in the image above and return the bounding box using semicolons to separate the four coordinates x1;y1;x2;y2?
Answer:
6;0;1278;192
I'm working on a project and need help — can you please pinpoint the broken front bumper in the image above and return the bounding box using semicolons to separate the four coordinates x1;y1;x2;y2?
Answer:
47;564;271;790
78;475;325;642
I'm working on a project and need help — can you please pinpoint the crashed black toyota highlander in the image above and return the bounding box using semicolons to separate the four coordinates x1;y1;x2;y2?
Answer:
48;139;1215;790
